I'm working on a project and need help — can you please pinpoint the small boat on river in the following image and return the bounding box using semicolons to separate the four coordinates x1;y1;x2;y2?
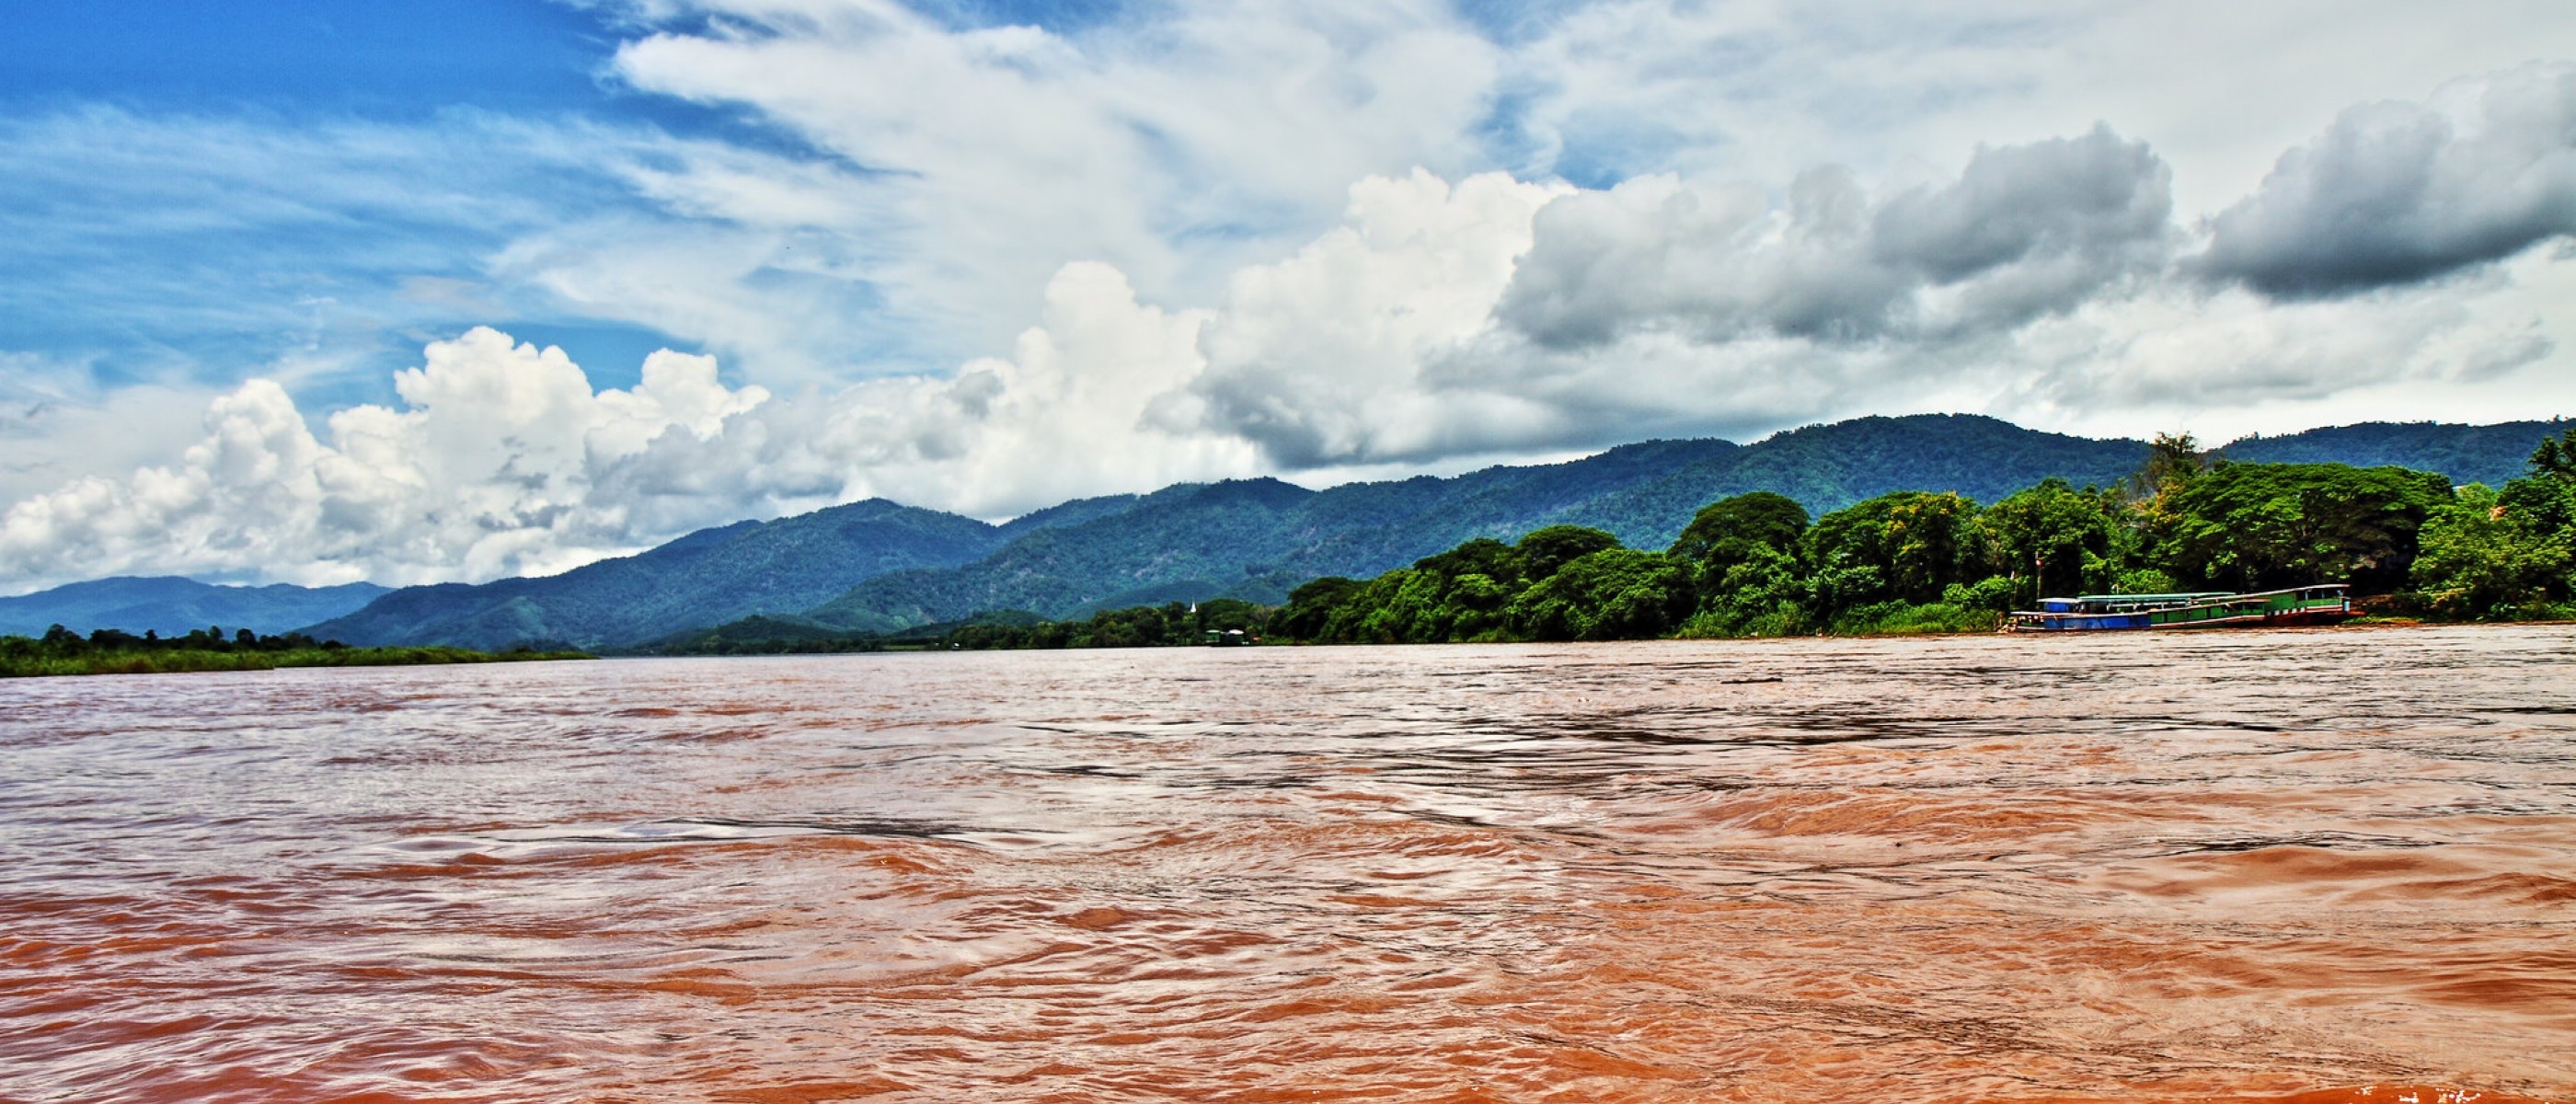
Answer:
2005;585;2352;633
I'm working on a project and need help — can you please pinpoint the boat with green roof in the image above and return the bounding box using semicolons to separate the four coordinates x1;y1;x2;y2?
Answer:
2004;585;2352;633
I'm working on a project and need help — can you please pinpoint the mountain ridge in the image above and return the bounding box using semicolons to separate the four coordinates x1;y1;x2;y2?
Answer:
12;413;2561;649
0;577;391;638
301;498;1017;651
797;414;2565;631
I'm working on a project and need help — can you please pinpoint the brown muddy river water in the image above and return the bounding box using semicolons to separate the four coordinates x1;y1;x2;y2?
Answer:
3;627;2572;1104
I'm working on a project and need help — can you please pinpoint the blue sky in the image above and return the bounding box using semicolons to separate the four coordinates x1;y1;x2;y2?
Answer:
0;2;613;112
2;1;699;401
3;0;2574;591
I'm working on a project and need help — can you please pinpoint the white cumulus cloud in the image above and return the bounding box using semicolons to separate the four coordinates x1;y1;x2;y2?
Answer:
0;329;766;589
2193;62;2576;295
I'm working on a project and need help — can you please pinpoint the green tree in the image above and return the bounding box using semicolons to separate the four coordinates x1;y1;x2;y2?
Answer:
2501;425;2576;535
2151;462;2451;592
1515;525;1624;581
2126;431;2206;505
1278;577;1364;639
1802;491;1984;615
1669;492;1813;637
1192;598;1265;634
1443;571;1516;640
1358;569;1451;643
1668;492;1809;575
1413;537;1524;586
1679;543;1811;637
2410;428;2576;619
1505;548;1694;641
1975;478;2122;603
2529;425;2576;482
2410;484;2573;618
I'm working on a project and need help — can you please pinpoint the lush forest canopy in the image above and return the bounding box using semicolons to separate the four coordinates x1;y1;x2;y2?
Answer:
892;429;2576;651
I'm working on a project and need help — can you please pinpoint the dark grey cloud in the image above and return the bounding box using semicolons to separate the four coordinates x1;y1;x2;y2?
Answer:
1874;124;2171;283
2193;63;2576;296
1493;125;2171;350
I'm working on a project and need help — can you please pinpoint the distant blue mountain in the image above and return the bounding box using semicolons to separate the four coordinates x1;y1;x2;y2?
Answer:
0;577;390;638
300;498;1049;651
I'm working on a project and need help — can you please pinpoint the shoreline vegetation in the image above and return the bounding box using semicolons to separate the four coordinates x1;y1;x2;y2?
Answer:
0;626;590;679
23;429;2573;670
652;427;2576;654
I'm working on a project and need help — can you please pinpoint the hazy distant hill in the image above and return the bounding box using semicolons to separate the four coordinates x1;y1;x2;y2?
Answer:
0;577;390;638
304;499;1020;650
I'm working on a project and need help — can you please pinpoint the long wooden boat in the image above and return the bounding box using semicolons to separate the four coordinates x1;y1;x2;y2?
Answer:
2004;584;2352;633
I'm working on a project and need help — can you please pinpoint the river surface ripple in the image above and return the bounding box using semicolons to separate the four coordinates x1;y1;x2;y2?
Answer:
3;626;2572;1103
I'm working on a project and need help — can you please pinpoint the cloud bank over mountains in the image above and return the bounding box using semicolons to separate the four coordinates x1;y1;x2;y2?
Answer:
3;2;2575;590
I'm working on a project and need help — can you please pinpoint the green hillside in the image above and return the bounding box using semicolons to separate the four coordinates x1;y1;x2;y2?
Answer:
798;439;1752;627
305;499;1013;650
1543;414;2151;548
799;416;2151;627
2217;420;2567;487
797;415;2567;631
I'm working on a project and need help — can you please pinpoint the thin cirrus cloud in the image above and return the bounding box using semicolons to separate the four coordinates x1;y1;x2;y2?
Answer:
1;2;2574;592
604;0;1510;351
0;105;899;408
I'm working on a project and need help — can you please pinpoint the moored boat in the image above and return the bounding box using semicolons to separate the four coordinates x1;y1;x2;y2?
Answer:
2005;584;2352;632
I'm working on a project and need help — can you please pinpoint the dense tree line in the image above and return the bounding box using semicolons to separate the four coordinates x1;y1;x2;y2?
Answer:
2408;430;2576;620
1272;431;2573;643
5;624;342;657
650;602;1282;655
943;599;1277;650
796;431;2573;653
1;624;586;678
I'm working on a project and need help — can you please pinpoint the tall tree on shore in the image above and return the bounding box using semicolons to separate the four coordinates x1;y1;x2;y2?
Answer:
2127;431;2206;506
2152;463;2451;592
1976;478;2121;603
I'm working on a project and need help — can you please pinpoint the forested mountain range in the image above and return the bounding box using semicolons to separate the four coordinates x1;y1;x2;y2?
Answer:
10;414;2559;650
795;414;2561;632
297;498;1059;652
2214;420;2561;478
0;577;389;638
